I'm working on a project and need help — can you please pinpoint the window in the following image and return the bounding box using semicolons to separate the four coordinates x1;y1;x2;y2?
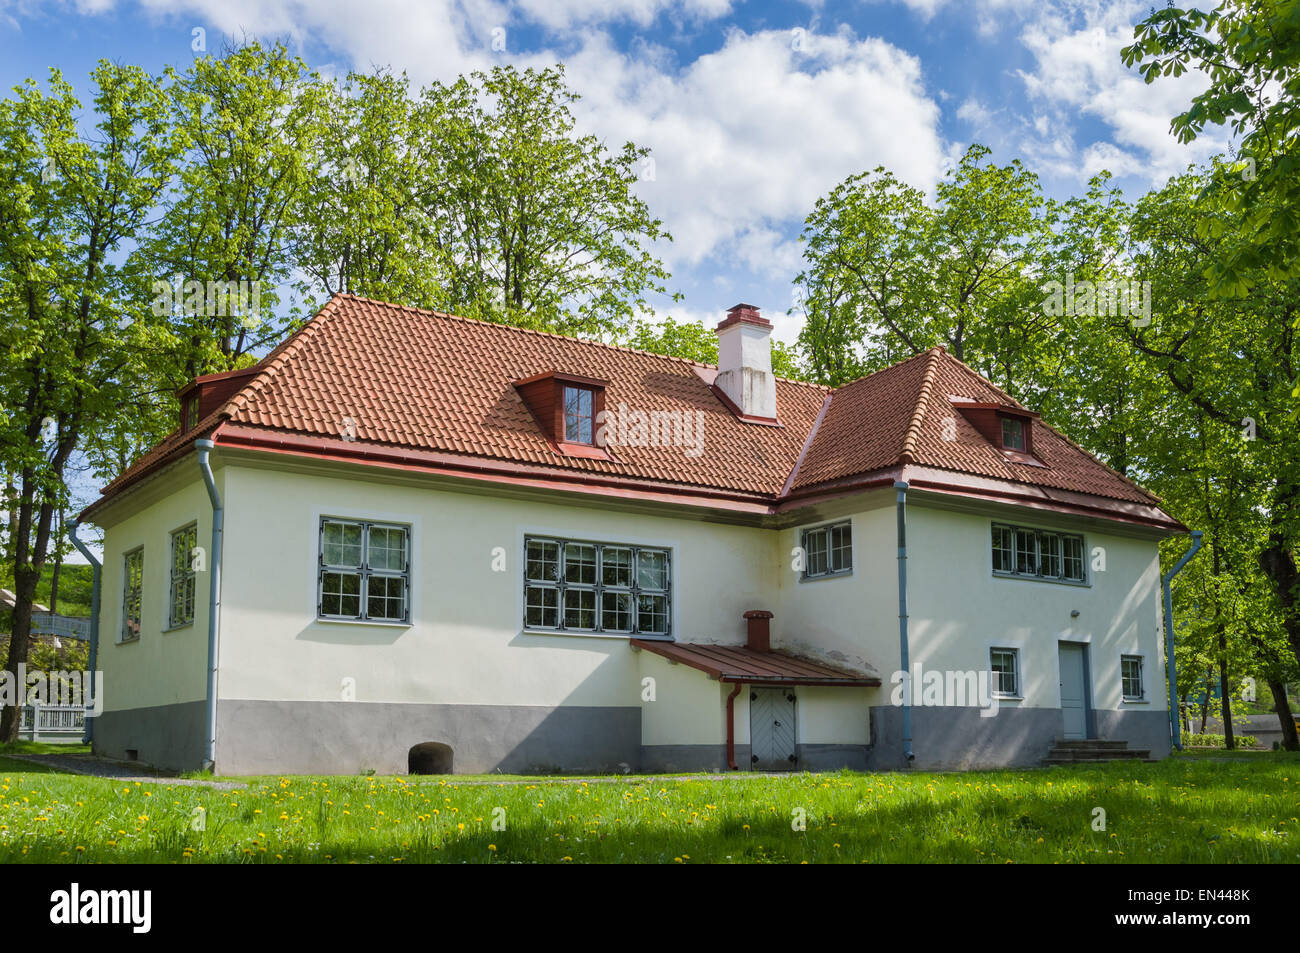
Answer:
318;518;410;623
563;386;595;444
168;524;198;628
990;648;1019;697
1001;416;1025;450
802;521;852;579
121;548;143;642
524;536;670;636
1121;655;1144;701
184;397;199;431
992;522;1086;583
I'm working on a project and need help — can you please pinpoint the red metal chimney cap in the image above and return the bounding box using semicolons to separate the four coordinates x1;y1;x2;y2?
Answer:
717;303;772;332
743;609;774;620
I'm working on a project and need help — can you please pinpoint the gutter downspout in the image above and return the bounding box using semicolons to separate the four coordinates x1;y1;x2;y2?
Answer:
895;480;914;765
1162;530;1203;753
196;439;223;773
725;682;743;770
68;520;101;746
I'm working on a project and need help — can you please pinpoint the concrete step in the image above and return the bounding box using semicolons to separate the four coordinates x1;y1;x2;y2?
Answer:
1052;739;1132;749
1043;757;1160;765
1043;738;1154;766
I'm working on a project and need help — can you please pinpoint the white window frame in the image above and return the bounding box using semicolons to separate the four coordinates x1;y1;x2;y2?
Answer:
523;535;670;637
990;647;1020;698
991;521;1088;585
167;523;198;630
1121;654;1145;701
800;519;853;580
317;517;411;624
120;546;144;643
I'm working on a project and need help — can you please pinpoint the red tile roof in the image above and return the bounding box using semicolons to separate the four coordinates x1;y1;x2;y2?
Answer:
631;639;881;685
83;294;1183;531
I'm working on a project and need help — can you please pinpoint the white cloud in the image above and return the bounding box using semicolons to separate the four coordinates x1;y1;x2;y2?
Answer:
556;27;946;269
1015;0;1229;184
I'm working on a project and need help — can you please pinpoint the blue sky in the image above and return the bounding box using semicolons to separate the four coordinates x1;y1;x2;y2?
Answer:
1;0;1227;536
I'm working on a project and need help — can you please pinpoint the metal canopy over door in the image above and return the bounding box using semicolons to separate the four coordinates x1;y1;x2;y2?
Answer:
1058;642;1089;740
750;687;797;770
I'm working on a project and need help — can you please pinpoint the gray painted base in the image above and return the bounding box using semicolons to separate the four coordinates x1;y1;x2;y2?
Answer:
865;704;1172;770
92;696;1173;776
216;699;642;776
92;701;207;772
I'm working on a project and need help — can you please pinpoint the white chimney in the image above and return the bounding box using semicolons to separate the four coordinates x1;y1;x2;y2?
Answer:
715;303;776;420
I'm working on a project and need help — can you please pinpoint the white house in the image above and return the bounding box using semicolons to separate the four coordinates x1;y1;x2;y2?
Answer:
79;296;1188;775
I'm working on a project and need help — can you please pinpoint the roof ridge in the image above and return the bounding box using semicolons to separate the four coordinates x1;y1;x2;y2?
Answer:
339;293;831;391
899;348;944;465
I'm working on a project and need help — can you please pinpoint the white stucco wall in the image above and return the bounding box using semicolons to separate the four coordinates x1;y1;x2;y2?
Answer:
903;505;1166;716
214;462;782;710
95;469;218;712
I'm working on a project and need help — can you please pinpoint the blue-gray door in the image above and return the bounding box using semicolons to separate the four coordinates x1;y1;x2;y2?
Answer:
1058;643;1088;740
750;688;797;770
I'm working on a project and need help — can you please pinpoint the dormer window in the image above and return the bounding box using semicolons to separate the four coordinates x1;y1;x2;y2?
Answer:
951;398;1041;465
514;370;610;458
1001;416;1025;451
183;396;199;432
563;385;596;444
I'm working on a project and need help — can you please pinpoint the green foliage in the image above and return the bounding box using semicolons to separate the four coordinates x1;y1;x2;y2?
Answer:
1184;733;1261;749
1122;0;1300;295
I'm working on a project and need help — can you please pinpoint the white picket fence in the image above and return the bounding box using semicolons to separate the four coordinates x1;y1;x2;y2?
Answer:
18;704;86;742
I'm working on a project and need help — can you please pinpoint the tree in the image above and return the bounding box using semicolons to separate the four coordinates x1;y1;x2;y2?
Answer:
1122;0;1300;294
794;144;1049;385
291;69;449;313
0;63;177;741
1125;162;1300;705
416;65;675;338
147;41;326;375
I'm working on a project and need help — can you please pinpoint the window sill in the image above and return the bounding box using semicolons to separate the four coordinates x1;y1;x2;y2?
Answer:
522;628;670;641
163;622;194;634
1122;697;1148;705
315;617;412;629
799;571;853;584
992;694;1023;703
116;637;140;645
991;571;1090;588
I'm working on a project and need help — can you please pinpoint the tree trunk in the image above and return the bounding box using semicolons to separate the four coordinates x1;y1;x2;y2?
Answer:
1218;653;1234;750
1199;672;1211;733
49;508;63;615
1270;680;1298;752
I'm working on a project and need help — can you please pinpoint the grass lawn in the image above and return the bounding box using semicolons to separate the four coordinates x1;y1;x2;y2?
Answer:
0;752;1296;864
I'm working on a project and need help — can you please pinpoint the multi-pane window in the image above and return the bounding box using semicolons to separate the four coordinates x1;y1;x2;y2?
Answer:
1121;655;1144;700
121;548;143;642
990;648;1019;697
525;536;670;636
563;386;595;444
801;521;852;579
318;518;410;623
168;524;198;628
992;522;1086;583
1001;417;1026;450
